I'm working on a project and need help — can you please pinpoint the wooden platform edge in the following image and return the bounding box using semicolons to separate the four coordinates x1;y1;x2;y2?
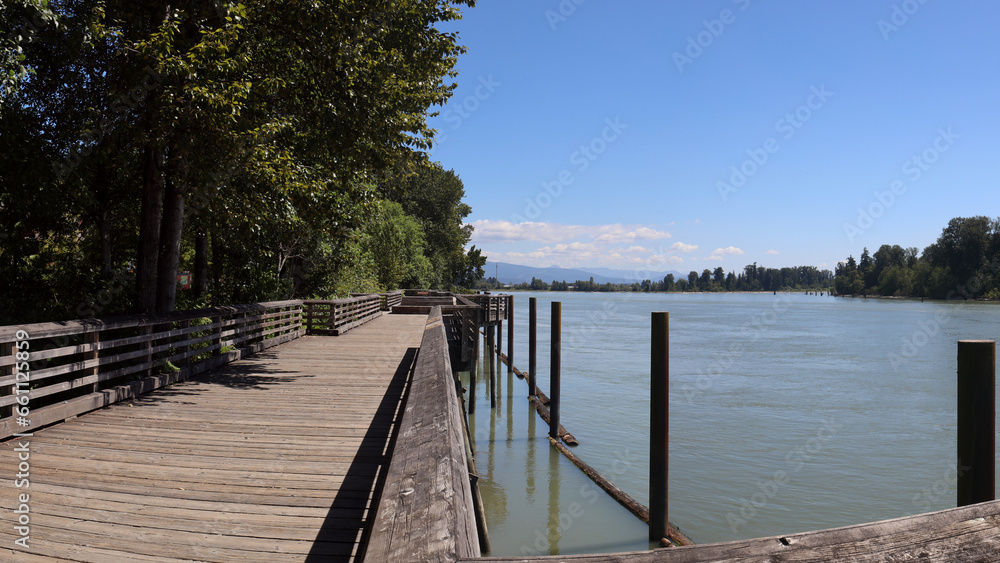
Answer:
461;499;1000;562
364;307;481;562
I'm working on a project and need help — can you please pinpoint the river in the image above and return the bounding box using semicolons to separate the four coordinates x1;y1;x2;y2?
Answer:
462;291;1000;556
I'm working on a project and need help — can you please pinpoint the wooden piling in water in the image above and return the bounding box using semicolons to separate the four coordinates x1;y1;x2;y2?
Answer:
470;332;478;414
649;312;669;543
549;301;561;441
497;318;503;383
489;324;496;409
529;297;537;398
958;340;995;506
507;295;514;376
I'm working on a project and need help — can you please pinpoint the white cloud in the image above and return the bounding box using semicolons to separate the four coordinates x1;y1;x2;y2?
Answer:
469;220;671;245
706;246;745;260
766;250;780;255
670;242;698;254
593;225;672;243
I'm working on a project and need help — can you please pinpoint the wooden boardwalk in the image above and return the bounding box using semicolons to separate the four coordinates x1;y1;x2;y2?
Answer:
0;313;426;562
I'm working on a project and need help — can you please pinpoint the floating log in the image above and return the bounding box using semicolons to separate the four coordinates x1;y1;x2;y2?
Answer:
530;396;577;446
548;437;692;546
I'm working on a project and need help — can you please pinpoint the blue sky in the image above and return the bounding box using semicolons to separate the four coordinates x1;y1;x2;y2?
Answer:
428;1;1000;276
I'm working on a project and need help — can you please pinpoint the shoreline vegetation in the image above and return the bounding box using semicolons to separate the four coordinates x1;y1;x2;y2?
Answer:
478;216;1000;303
476;264;834;294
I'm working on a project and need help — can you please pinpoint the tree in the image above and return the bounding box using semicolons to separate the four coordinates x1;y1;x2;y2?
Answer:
1;0;479;321
365;200;433;290
687;271;698;291
383;161;476;288
662;273;675;292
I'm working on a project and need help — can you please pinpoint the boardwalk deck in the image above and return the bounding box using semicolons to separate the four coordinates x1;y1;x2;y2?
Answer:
0;314;426;563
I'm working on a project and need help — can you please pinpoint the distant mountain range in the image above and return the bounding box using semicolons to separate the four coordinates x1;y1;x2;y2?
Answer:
484;261;686;285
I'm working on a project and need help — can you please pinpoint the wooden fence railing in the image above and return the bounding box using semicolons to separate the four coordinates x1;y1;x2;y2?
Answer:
0;300;303;440
304;294;383;335
382;290;403;311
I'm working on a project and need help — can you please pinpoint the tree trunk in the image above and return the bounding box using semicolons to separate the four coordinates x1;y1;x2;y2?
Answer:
156;171;185;313
211;228;224;302
92;162;113;280
193;230;209;298
135;145;163;313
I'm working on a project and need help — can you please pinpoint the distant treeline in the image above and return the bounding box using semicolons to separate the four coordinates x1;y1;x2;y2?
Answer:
476;264;834;293
834;216;1000;299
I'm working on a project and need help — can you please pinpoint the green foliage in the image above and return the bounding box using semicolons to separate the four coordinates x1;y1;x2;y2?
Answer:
364;200;434;290
835;216;1000;299
382;161;482;288
500;265;832;293
1;0;479;323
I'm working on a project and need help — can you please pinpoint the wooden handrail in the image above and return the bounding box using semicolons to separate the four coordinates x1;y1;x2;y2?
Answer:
0;301;303;439
365;307;480;561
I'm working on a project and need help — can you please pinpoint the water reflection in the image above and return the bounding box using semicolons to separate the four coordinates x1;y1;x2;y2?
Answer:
465;330;650;557
547;444;562;554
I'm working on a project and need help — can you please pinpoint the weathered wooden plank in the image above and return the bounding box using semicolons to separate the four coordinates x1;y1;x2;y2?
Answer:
0;313;426;562
365;306;481;562
463;500;1000;562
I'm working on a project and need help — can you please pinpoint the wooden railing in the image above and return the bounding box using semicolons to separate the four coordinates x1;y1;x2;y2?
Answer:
0;301;303;440
382;290;403;311
366;306;480;561
304;294;383;335
465;293;508;324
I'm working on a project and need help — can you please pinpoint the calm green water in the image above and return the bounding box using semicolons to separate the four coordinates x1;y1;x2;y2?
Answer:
464;291;1000;556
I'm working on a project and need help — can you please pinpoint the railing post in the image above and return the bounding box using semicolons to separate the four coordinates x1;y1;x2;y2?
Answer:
1;340;13;418
649;312;669;542
85;331;99;392
212;315;222;356
529;297;537;397
507;295;514;376
142;324;155;374
958;339;995;506
178;319;191;367
549;301;561;440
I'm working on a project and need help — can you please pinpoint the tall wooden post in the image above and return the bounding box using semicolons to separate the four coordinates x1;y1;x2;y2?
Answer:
649;312;669;542
489;324;496;409
529;298;537;397
549;301;561;441
958;340;995;506
497;318;503;373
507;295;514;376
470;329;479;414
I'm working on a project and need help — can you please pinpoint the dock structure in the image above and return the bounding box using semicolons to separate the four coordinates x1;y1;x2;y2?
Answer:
3;290;1000;561
0;311;427;561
